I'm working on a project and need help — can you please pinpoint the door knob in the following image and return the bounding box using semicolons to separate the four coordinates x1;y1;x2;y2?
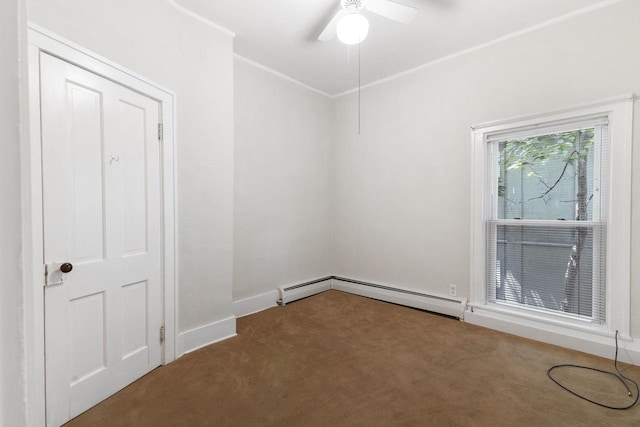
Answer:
60;263;73;273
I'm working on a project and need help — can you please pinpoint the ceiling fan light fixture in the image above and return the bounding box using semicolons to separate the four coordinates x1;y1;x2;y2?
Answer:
336;12;369;45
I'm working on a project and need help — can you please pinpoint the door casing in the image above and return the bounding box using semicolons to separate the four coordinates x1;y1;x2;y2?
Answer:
24;24;178;427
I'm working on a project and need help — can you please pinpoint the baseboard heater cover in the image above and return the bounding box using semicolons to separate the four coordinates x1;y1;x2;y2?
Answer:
277;275;466;320
277;277;333;305
332;277;467;320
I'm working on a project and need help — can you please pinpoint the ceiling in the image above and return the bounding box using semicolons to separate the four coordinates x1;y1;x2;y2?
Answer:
175;0;611;96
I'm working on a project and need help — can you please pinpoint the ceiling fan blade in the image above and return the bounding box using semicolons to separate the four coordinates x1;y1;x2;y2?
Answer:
318;9;348;41
365;0;418;24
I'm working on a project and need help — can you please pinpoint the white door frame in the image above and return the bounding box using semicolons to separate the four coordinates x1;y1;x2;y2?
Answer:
23;24;178;427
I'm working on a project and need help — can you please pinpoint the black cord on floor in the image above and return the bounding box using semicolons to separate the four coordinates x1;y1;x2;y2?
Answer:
547;331;639;410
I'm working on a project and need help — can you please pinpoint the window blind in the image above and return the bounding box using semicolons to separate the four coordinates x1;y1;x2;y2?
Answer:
485;121;608;323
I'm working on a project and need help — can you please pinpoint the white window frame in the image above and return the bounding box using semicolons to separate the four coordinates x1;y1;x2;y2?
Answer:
469;95;634;344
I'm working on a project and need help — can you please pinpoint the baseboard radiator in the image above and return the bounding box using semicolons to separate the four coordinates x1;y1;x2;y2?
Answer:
277;277;333;305
277;276;467;320
333;277;466;320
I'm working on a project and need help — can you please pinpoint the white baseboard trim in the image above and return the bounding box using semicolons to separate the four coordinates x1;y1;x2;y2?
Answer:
465;308;640;365
233;290;279;317
177;316;237;357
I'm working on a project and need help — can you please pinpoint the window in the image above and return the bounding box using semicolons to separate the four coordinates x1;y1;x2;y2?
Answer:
488;123;607;323
471;97;633;336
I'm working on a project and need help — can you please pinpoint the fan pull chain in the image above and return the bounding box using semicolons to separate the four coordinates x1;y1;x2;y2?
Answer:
345;41;362;135
358;41;361;135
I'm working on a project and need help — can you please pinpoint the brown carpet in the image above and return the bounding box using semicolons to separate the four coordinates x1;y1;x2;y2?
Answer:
65;290;640;426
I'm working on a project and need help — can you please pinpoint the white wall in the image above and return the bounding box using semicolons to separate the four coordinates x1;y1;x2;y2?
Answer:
233;58;333;301
28;0;236;332
333;0;640;336
1;1;26;425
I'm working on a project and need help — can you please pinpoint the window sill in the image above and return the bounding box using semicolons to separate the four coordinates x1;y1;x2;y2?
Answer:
470;301;611;334
465;303;639;365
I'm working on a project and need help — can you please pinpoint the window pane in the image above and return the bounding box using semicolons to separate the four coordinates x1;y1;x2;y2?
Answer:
497;129;595;221
488;224;605;322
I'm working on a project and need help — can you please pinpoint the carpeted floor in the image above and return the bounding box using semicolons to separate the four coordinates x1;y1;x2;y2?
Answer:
65;290;640;426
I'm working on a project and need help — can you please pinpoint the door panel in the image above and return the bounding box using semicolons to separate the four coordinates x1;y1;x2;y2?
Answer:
69;292;106;382
120;101;149;255
66;83;106;262
121;280;149;357
41;52;163;427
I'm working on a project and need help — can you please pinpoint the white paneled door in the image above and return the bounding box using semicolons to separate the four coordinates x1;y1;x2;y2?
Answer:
40;53;163;426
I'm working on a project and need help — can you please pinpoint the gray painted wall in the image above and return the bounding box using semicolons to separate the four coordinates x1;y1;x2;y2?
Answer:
0;0;26;425
333;0;640;337
0;0;26;426
233;58;333;301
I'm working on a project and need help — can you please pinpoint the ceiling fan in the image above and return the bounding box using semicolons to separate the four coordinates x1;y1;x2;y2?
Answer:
318;0;418;45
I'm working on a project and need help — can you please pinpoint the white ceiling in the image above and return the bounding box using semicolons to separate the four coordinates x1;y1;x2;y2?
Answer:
175;0;611;96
